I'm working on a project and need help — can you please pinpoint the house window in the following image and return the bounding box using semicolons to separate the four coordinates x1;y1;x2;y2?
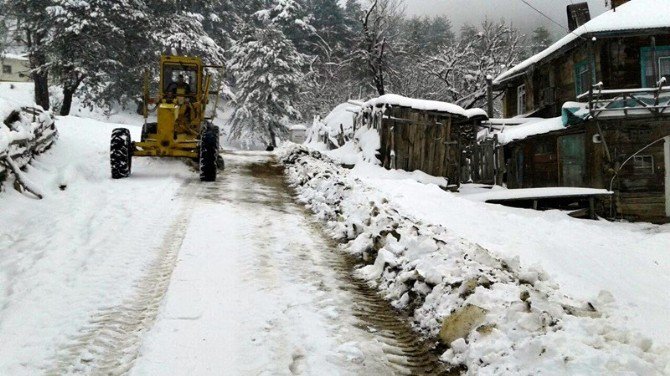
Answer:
574;60;593;96
517;84;526;115
659;56;670;85
2;65;11;74
633;155;654;174
641;46;670;87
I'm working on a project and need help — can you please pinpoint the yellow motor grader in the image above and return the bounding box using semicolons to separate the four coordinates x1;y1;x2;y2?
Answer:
110;54;224;181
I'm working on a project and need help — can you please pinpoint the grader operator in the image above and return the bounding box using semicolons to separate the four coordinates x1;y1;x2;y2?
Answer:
110;55;224;181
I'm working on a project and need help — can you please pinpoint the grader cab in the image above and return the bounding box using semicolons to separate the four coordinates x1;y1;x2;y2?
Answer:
110;55;224;181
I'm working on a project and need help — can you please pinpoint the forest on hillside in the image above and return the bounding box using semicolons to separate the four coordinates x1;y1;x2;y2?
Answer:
0;0;552;146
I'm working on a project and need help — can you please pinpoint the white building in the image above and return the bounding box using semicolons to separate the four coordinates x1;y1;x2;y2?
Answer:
0;53;31;82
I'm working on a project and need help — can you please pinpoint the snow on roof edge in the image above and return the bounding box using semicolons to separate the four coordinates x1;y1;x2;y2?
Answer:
1;53;29;61
495;116;566;145
364;94;488;120
494;0;670;85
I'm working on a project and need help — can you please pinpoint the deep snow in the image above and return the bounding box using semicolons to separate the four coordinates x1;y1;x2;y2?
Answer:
0;116;193;374
280;145;670;375
359;164;670;343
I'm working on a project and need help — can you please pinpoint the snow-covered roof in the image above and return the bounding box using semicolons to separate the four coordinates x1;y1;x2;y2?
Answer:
289;124;307;131
364;94;488;120
464;108;488;119
496;117;565;145
365;94;466;117
467;187;612;202
494;0;670;85
1;53;29;61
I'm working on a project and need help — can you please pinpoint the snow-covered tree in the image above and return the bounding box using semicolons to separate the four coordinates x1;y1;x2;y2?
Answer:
420;20;524;111
254;0;315;55
350;0;405;95
46;0;153;115
3;0;52;110
304;0;355;56
228;25;305;148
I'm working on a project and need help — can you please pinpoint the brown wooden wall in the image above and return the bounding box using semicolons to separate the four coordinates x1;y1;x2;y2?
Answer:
377;106;470;187
501;34;670;118
503;118;670;222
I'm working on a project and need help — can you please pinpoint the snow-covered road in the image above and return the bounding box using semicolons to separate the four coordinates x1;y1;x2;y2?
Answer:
132;152;444;375
1;117;444;375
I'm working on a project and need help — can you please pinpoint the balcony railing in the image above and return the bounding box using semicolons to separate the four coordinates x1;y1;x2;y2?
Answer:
576;81;670;119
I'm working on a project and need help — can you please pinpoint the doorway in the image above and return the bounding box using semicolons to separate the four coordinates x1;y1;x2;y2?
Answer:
559;134;586;187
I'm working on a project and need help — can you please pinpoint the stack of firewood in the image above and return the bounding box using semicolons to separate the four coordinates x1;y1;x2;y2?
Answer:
0;106;58;199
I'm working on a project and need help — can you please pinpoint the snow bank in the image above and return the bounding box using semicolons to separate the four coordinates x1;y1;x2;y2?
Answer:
305;102;361;150
323;124;380;166
350;162;448;188
0;90;57;188
0;116;196;374
279;145;670;375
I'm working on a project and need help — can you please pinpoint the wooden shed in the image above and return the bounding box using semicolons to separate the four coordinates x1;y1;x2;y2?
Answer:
355;95;487;189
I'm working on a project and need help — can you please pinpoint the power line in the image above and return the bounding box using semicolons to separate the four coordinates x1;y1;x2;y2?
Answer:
519;0;589;41
520;0;570;33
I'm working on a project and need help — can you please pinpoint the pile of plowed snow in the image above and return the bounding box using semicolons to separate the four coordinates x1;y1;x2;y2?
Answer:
280;145;670;375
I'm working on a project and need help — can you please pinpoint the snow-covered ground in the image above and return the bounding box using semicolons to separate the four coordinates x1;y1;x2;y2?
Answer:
281;146;670;375
355;162;670;342
1;94;440;374
0;115;193;374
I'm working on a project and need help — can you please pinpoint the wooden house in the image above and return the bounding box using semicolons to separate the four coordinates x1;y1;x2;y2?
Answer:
356;94;487;189
487;0;670;222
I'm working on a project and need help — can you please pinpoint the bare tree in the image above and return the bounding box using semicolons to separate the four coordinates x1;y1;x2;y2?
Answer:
352;0;405;96
420;20;524;110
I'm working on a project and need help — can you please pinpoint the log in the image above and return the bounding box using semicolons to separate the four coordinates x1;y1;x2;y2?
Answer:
0;154;43;199
0;105;57;196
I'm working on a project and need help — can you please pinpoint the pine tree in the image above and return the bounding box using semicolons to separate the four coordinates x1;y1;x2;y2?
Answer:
228;25;305;148
305;0;354;55
531;25;552;54
147;1;225;63
46;0;152;115
255;0;314;54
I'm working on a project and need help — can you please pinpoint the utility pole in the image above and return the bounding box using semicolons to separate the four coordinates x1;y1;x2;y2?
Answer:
486;75;494;118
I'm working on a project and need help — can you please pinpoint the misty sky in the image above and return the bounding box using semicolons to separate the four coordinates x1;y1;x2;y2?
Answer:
402;0;609;37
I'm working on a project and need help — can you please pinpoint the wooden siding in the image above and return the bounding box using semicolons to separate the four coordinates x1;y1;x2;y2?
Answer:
500;118;670;222
501;34;670;118
376;106;470;187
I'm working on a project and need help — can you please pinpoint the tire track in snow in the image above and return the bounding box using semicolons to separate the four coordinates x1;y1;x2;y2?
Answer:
242;157;451;375
316;237;451;375
48;180;198;375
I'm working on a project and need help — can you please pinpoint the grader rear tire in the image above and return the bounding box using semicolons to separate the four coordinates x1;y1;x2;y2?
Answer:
199;128;218;182
110;128;132;179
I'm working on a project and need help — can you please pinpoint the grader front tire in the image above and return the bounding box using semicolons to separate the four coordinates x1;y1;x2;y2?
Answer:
110;128;132;179
199;129;218;182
